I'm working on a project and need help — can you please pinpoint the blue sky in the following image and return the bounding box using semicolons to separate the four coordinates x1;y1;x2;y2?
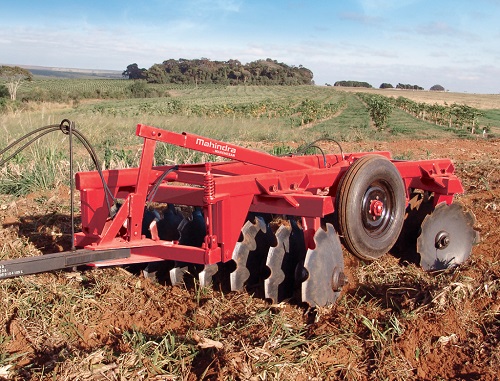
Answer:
1;0;499;93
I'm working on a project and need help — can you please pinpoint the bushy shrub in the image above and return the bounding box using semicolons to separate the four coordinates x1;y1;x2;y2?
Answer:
127;80;150;97
0;97;7;113
0;84;9;98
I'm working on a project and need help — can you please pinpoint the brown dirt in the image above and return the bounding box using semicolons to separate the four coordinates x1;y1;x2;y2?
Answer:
0;137;499;380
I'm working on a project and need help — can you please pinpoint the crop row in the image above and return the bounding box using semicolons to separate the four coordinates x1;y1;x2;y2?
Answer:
356;92;483;132
393;96;483;131
21;79;323;97
89;96;347;126
355;93;393;130
21;79;190;93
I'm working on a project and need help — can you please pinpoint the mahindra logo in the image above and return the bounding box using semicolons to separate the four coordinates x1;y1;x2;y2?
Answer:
196;138;236;157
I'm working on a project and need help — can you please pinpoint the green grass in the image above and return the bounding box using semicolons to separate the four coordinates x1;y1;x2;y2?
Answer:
386;108;458;139
310;92;457;142
310;92;371;140
1;84;497;195
0;148;69;196
480;109;500;134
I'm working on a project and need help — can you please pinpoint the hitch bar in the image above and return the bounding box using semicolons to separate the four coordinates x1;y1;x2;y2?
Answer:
0;248;130;279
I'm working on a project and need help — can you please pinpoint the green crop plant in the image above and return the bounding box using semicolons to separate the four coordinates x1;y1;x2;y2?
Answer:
356;93;394;130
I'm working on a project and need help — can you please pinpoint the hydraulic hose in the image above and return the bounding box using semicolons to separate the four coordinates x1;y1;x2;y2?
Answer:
0;120;119;248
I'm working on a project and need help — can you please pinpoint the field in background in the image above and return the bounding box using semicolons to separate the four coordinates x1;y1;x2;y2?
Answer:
5;82;500;144
0;83;499;380
338;86;500;110
3;83;499;198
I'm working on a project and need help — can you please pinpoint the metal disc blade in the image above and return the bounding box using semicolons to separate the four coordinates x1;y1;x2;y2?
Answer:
142;263;158;280
392;192;434;264
199;264;218;288
169;266;188;286
230;217;266;291
264;224;291;303
302;223;345;307
417;202;479;271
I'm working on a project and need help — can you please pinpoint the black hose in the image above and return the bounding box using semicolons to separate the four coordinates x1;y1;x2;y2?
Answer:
304;144;327;167
146;166;179;203
1;120;116;214
295;137;344;161
0;125;61;166
58;120;115;213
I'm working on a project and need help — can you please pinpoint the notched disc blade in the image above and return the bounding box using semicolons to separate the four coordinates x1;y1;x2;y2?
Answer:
417;202;479;271
264;224;291;303
230;217;266;291
199;264;218;288
169;266;188;286
302;223;345;307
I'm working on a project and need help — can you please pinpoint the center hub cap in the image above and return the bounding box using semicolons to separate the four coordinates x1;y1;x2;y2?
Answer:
369;199;384;218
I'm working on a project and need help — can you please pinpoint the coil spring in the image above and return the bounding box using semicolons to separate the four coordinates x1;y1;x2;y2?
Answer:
204;163;215;203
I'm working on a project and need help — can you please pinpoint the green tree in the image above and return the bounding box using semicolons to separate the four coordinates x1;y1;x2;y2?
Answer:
430;84;445;91
396;83;423;90
334;80;372;88
122;63;147;80
0;65;33;100
126;58;314;86
147;63;169;83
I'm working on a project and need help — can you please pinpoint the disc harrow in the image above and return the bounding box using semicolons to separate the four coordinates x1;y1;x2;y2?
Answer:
0;121;480;307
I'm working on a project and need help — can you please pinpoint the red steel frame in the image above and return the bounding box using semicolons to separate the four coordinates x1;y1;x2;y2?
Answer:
74;124;463;267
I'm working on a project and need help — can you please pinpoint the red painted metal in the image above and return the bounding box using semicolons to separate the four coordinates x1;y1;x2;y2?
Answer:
73;123;464;268
370;200;384;218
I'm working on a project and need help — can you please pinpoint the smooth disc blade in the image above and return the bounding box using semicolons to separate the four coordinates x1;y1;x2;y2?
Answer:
417;202;479;271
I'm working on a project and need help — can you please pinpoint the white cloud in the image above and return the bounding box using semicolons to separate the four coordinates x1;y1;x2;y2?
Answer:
415;21;478;42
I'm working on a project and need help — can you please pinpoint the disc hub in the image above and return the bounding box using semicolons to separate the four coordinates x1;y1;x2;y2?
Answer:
435;231;450;249
331;267;347;291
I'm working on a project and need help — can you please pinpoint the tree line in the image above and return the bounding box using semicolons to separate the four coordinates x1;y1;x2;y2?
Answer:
122;58;314;86
332;80;372;88
333;80;443;91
